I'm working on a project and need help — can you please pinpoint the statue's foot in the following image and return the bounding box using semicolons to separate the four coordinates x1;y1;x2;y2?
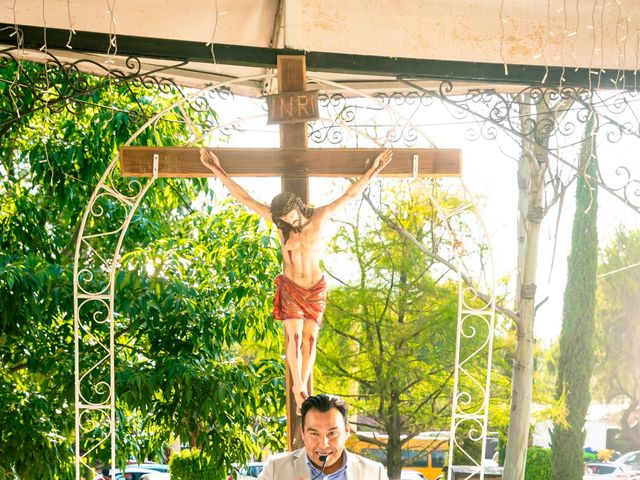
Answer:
292;385;308;416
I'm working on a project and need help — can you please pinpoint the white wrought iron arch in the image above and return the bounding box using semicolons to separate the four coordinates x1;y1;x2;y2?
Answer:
73;72;497;480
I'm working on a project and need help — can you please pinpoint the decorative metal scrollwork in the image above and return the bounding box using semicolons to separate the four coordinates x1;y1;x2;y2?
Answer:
73;155;157;477
397;78;640;211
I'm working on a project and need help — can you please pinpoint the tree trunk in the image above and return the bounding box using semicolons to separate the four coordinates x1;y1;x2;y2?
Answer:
503;97;549;480
386;391;403;480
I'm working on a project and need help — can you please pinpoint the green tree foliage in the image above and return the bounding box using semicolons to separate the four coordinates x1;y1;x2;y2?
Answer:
316;182;507;480
113;206;285;465
593;227;640;452
0;60;285;478
551;112;598;480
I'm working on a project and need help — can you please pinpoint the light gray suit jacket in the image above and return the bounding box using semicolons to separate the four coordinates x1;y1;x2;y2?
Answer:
257;448;388;480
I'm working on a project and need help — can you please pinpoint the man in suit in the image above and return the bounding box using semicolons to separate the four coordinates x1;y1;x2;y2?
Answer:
258;393;388;480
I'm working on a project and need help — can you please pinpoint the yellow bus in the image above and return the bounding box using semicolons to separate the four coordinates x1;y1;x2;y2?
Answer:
347;431;449;480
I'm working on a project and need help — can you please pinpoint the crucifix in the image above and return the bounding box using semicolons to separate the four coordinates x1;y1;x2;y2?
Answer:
119;55;461;451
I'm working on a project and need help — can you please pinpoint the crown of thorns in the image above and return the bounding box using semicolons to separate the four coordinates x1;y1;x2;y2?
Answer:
271;193;302;218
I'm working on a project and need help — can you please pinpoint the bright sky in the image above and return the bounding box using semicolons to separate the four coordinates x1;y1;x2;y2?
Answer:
203;92;640;345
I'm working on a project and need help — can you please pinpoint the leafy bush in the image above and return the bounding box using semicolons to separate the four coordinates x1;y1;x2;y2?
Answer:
524;447;552;480
169;449;224;480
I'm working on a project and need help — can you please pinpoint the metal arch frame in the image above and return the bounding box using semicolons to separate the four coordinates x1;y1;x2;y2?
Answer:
71;69;498;479
73;155;158;477
71;73;276;478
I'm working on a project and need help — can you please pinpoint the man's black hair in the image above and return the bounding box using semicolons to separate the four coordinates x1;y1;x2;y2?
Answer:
300;393;349;430
270;192;314;243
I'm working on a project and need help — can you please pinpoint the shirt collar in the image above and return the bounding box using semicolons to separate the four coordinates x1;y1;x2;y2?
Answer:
306;450;349;477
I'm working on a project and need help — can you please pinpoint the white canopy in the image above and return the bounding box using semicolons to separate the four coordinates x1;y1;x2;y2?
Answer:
1;0;637;93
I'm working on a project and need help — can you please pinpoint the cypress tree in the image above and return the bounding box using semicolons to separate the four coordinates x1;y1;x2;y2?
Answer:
550;111;598;480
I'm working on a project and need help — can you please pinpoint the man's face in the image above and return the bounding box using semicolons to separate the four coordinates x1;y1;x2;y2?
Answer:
280;207;303;228
302;407;349;467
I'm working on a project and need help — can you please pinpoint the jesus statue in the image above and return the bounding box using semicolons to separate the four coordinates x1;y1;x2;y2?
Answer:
200;148;392;413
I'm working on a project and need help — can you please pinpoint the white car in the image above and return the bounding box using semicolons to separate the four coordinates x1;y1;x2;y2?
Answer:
139;473;170;480
584;462;638;479
114;467;160;480
109;464;170;480
234;462;265;479
614;451;640;471
400;471;427;480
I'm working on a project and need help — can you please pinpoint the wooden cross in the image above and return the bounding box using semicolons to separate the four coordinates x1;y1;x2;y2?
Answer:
119;56;461;451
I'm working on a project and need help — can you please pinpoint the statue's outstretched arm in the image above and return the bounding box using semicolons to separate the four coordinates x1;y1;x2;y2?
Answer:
318;149;392;219
200;148;271;220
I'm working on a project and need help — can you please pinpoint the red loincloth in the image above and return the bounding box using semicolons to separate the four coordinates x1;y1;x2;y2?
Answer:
272;274;327;326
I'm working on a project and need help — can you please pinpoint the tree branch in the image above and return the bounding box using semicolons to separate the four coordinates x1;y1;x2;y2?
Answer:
362;192;520;326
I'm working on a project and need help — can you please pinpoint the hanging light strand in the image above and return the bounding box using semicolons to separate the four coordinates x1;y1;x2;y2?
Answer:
571;0;579;71
613;0;624;87
588;0;598;91
39;0;50;90
541;0;552;84
499;0;508;75
66;0;76;49
39;0;48;53
205;0;220;65
8;0;23;50
6;0;22;119
635;28;639;91
597;0;606;89
621;13;631;89
105;0;118;63
560;0;568;86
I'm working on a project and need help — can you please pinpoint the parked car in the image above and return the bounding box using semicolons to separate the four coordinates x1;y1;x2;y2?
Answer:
400;471;427;480
233;462;265;479
584;462;638;479
114;467;162;480
614;451;640;471
97;463;169;480
139;473;170;480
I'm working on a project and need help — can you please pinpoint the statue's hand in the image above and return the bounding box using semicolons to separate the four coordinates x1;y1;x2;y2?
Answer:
199;148;225;176
368;149;392;178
